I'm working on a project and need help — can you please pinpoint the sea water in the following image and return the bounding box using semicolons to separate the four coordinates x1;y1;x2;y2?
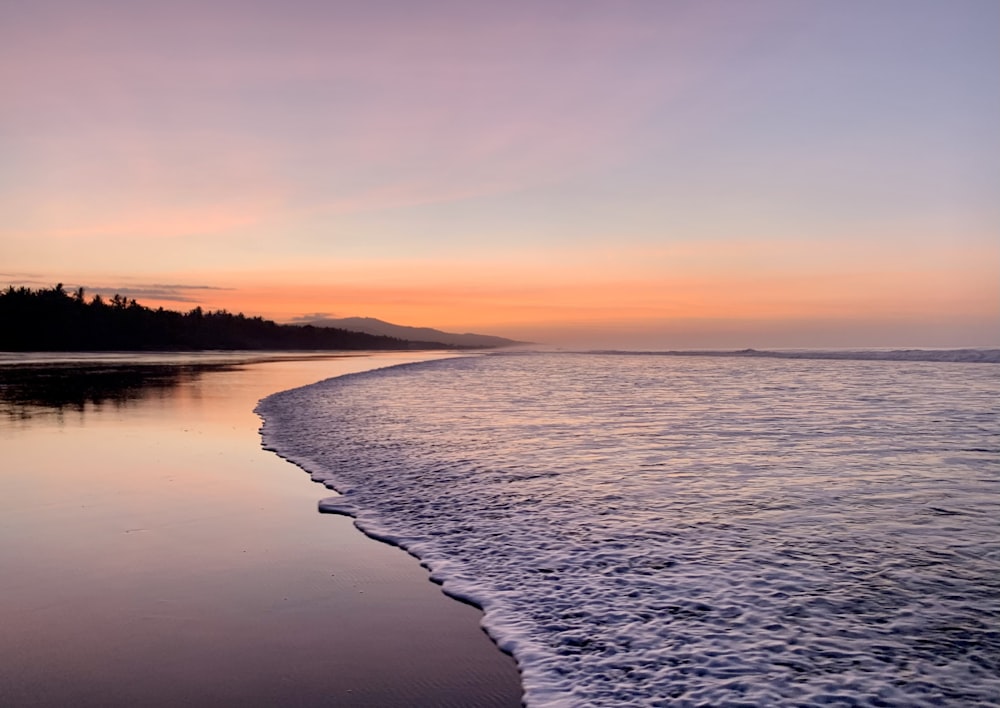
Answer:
257;352;1000;707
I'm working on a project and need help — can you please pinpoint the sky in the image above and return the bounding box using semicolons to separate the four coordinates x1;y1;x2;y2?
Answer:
2;0;998;348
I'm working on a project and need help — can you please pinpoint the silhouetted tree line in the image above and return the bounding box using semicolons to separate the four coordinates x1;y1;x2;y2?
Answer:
0;284;452;351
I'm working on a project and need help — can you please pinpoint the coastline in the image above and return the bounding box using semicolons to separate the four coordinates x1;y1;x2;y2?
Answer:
0;351;522;707
248;352;1000;706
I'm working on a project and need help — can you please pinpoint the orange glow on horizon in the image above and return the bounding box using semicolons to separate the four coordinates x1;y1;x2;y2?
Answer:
92;258;997;342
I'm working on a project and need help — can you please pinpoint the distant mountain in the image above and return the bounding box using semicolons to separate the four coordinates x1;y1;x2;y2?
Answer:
0;285;440;352
303;317;524;348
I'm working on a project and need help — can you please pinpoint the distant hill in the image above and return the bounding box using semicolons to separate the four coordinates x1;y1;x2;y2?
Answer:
303;317;524;348
0;285;452;352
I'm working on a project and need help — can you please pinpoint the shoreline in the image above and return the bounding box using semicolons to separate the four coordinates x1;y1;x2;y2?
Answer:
0;351;523;707
246;351;1000;706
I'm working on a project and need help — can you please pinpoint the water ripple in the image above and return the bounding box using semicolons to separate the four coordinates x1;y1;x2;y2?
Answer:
258;353;1000;706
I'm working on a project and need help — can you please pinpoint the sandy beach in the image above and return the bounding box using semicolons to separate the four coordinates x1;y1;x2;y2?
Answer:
0;352;522;707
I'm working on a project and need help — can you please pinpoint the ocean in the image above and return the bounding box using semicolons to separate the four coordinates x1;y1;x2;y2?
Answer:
257;351;1000;707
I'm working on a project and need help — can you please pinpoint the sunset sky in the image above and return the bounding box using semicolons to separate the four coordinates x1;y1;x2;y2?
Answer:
2;0;997;348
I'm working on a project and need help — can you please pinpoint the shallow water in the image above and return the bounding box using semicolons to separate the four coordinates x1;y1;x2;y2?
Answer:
259;352;1000;707
0;351;522;707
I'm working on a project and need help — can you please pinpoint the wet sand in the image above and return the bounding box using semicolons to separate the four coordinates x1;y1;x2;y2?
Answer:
0;352;523;707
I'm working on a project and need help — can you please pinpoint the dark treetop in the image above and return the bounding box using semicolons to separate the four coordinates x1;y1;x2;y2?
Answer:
0;284;454;351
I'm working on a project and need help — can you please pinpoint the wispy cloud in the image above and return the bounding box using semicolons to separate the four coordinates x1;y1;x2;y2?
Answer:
80;283;234;304
3;2;996;348
287;312;337;323
0;279;235;306
0;272;51;287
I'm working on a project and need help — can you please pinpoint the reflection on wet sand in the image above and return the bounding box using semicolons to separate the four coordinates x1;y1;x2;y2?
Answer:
0;352;521;707
0;364;229;419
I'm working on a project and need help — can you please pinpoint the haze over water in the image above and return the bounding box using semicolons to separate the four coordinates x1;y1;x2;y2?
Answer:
260;352;1000;707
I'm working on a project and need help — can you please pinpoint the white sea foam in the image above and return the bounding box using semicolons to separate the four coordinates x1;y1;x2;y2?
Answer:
587;348;1000;363
257;353;1000;706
